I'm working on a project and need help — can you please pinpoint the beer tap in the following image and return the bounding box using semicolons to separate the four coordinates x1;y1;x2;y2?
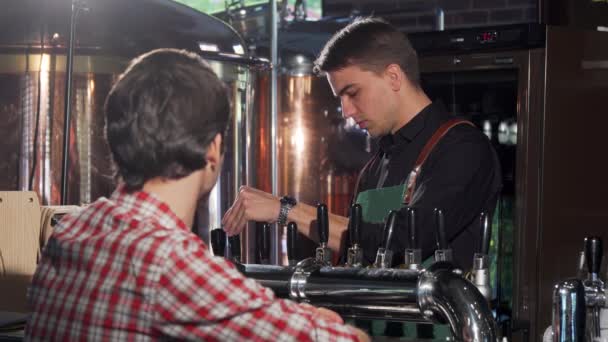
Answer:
315;203;332;266
433;208;453;263
471;212;492;301
403;207;422;270
287;222;298;267
374;210;398;269
552;278;587;342
585;237;603;286
577;250;587;280
257;222;271;264
551;237;608;341
211;228;227;257
583;237;605;340
228;234;242;264
346;204;363;268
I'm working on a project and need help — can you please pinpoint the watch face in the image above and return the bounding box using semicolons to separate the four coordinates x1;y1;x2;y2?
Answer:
281;196;297;206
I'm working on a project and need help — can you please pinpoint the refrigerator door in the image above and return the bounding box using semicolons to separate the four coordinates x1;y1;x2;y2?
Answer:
418;49;545;341
536;25;608;340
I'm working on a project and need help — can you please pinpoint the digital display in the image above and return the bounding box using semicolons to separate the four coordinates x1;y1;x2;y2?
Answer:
174;0;322;19
174;0;267;14
477;31;498;44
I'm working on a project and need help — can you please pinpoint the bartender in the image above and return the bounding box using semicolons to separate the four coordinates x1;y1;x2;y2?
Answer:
222;17;501;270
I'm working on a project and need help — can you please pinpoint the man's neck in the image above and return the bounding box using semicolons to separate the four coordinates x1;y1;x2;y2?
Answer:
142;173;202;228
391;87;432;134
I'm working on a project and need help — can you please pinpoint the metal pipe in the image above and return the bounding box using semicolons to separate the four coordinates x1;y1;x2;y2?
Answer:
243;65;255;264
303;268;419;304
241;264;421;320
244;59;271;264
60;0;81;205
269;0;279;264
231;71;245;258
319;303;425;322
418;262;497;341
239;261;497;340
236;264;293;298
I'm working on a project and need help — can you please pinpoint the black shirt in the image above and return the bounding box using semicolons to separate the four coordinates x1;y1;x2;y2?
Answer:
354;102;502;270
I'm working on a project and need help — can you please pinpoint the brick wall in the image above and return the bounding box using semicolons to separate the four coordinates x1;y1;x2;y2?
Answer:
323;0;538;32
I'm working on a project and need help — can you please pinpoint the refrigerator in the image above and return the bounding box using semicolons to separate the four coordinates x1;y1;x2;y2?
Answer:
409;23;608;341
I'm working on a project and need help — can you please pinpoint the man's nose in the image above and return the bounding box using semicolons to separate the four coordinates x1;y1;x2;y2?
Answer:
341;97;356;119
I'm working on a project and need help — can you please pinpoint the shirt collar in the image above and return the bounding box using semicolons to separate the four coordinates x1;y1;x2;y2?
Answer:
110;184;190;232
378;102;436;154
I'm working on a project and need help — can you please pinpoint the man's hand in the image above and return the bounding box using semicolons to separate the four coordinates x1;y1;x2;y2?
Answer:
222;186;281;236
352;327;371;342
300;304;343;324
300;304;370;342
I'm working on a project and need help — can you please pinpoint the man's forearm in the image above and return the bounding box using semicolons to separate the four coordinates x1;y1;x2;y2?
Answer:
287;202;349;254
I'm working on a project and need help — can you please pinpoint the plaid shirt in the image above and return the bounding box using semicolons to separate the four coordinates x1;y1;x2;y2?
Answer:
25;187;360;341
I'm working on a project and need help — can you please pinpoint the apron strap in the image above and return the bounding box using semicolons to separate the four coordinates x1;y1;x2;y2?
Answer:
352;150;381;205
403;118;475;205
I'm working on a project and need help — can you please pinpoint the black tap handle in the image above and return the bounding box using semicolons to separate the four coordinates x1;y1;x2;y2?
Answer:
349;204;362;246
257;222;271;262
211;229;226;257
317;203;329;244
381;210;398;251
407;207;417;249
480;212;492;255
229;234;241;262
287;222;298;261
585;236;603;276
434;208;448;250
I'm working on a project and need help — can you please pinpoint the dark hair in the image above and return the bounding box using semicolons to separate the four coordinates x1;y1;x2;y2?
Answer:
314;17;420;87
104;48;230;191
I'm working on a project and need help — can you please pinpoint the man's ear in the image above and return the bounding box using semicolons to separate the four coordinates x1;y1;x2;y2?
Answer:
384;64;405;92
205;133;223;169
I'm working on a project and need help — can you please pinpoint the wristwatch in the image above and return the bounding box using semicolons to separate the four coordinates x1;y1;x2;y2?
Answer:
277;196;297;227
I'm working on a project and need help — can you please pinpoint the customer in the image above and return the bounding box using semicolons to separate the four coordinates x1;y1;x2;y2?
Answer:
25;48;368;341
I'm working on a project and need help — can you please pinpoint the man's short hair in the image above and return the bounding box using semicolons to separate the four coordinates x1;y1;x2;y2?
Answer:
314;17;420;87
104;48;230;191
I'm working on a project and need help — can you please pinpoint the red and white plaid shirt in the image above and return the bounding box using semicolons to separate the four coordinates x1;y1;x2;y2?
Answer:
25;187;360;341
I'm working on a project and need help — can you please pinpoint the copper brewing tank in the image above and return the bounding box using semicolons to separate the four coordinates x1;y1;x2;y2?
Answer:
0;0;271;251
0;54;120;204
274;54;371;260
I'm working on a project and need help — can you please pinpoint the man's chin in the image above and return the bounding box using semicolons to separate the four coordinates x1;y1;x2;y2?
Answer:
366;128;383;138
